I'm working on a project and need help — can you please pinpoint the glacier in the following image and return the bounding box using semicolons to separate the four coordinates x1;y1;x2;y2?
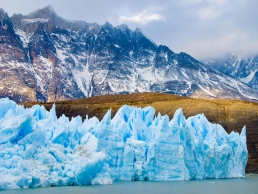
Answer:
0;98;247;190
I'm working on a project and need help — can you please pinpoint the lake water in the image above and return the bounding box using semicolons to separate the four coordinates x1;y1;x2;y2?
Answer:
1;175;258;194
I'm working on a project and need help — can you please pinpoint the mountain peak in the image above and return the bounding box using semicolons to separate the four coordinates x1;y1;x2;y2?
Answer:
10;5;90;33
116;24;128;29
0;8;5;14
135;28;142;33
103;21;113;28
45;5;55;12
0;8;8;20
27;5;56;19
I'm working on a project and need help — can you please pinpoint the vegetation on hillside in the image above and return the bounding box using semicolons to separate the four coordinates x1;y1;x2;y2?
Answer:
21;92;258;173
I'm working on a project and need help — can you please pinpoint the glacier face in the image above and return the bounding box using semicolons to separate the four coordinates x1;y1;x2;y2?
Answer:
0;98;248;190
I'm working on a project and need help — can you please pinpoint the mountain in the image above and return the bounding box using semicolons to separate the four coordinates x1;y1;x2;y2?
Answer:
1;6;258;102
204;54;258;90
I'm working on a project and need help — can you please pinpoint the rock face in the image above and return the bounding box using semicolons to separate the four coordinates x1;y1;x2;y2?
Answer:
1;6;258;102
204;54;258;90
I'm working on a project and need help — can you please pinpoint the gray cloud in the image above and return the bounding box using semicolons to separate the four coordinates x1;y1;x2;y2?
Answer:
118;7;164;25
1;0;258;60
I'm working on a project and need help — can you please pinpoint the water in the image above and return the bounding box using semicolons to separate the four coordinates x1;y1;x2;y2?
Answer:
1;175;258;194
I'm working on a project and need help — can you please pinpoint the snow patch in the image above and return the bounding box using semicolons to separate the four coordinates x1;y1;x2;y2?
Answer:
22;18;49;24
198;85;215;97
56;48;67;63
240;70;258;84
15;29;32;48
72;64;93;97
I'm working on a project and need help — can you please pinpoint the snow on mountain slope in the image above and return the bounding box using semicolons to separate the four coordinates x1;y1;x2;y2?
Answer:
204;54;258;90
0;6;258;102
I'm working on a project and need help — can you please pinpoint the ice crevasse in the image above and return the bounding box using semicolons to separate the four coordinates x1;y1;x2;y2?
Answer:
0;98;247;190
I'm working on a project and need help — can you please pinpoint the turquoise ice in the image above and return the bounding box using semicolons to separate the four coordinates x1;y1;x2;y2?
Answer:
0;98;247;190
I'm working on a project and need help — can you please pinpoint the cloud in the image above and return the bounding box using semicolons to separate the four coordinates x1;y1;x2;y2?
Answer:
118;8;164;24
181;0;229;21
197;7;222;21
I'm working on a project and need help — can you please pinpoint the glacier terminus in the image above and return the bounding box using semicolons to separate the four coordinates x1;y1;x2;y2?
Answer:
0;98;247;190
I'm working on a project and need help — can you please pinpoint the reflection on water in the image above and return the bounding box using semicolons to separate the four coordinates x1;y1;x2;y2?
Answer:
1;175;257;194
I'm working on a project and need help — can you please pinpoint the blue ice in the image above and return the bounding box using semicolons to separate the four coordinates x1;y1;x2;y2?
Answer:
0;98;247;190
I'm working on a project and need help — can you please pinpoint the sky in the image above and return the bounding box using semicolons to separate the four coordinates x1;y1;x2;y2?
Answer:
0;0;258;60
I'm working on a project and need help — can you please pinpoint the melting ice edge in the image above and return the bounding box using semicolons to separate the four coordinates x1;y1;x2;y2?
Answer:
0;98;247;190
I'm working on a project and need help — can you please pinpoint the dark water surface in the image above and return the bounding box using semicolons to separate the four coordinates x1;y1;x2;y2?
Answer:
1;175;258;194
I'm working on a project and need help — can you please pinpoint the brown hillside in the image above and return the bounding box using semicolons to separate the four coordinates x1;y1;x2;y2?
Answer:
22;92;258;173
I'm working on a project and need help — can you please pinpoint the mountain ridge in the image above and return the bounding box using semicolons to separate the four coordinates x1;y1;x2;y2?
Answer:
0;6;258;102
204;53;258;90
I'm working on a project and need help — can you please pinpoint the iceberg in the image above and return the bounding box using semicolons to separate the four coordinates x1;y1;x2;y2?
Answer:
0;98;247;190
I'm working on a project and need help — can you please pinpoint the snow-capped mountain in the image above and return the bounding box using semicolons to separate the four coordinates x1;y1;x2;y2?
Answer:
1;6;258;102
204;54;258;90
